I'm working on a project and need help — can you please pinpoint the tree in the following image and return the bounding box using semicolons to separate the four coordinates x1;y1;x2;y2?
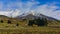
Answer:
36;18;48;26
28;20;34;26
28;18;48;27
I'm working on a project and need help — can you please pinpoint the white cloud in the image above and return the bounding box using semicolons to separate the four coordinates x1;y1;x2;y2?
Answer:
34;2;60;20
0;1;60;20
0;11;11;16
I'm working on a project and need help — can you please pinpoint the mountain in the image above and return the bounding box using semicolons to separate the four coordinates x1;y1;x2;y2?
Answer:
15;14;37;20
0;15;9;18
0;14;60;27
0;13;60;21
38;14;60;21
15;13;60;21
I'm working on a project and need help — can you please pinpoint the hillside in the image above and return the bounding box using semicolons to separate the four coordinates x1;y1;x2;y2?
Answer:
0;15;60;34
0;13;60;27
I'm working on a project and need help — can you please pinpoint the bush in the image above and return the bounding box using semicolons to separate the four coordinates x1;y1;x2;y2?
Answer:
0;20;3;23
7;20;11;24
16;23;19;26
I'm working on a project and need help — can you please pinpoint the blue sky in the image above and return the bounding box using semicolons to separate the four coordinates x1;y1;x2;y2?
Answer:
0;0;60;11
0;0;60;20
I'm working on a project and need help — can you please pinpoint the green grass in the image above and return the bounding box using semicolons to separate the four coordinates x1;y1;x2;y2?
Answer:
0;17;60;34
0;26;60;34
0;21;60;34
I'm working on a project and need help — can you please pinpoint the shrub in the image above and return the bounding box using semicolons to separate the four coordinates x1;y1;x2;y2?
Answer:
7;20;11;24
16;23;19;26
0;20;3;23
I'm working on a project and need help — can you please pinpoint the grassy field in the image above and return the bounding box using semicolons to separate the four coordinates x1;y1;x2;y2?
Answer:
0;17;60;34
0;27;60;34
0;22;60;34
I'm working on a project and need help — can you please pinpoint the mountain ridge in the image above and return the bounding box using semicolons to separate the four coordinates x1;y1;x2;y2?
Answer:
15;13;60;21
0;13;60;21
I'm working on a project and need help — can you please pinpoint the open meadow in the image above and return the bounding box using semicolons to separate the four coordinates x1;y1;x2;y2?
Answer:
0;18;60;34
0;16;60;34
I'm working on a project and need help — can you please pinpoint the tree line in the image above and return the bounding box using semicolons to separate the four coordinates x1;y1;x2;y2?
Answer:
28;18;48;26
